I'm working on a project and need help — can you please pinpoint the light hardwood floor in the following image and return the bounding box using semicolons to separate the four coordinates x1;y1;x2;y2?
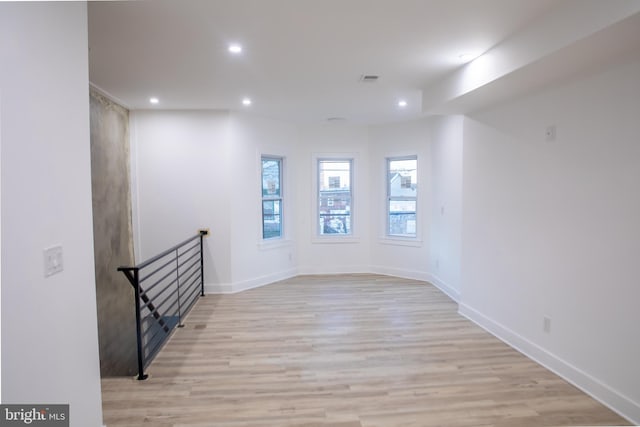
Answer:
102;274;631;427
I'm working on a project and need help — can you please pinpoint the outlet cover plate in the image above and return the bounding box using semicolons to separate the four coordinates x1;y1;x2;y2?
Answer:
44;245;64;277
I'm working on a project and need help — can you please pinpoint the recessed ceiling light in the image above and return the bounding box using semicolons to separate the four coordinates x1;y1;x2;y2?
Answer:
228;44;243;54
398;100;408;108
149;97;159;104
242;97;252;106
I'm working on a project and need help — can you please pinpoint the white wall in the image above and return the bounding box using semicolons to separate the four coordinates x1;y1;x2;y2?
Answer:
460;56;640;423
130;111;302;293
131;111;464;290
295;123;372;274
0;3;104;426
428;115;463;300
368;119;432;282
227;112;298;291
130;110;232;287
132;113;445;288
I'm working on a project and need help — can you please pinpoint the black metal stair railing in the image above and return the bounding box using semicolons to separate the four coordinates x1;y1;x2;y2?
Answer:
118;230;208;380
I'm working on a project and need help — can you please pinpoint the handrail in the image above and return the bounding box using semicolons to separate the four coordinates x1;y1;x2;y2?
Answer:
118;230;208;380
135;233;202;270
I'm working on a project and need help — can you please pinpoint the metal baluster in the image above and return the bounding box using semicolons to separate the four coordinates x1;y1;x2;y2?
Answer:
176;248;184;328
119;232;206;380
200;232;205;297
132;268;148;380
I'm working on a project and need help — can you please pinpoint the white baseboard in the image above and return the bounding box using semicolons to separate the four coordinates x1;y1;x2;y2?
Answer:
459;302;640;425
365;267;461;303
369;265;430;282
205;267;463;305
203;282;234;294
426;272;460;302
204;268;297;294
296;265;370;276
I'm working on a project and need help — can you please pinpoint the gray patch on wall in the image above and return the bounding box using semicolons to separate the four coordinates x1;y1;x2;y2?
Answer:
89;88;137;376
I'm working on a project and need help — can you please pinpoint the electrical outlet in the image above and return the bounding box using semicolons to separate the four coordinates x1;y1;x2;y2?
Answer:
543;316;551;333
44;245;64;277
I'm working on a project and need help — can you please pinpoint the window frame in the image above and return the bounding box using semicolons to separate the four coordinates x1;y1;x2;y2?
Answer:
386;155;418;239
261;155;284;240
316;157;354;238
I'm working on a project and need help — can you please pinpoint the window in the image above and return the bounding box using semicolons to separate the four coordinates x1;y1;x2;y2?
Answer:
261;156;283;239
387;156;417;237
318;159;352;235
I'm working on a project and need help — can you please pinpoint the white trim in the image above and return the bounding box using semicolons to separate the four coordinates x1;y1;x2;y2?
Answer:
377;237;423;247
369;266;430;282
426;272;461;302
459;302;640;425
204;268;297;294
259;153;286;241
311;152;359;239
204;282;235;294
206;267;461;303
368;267;461;303
297;265;369;275
386;155;419;239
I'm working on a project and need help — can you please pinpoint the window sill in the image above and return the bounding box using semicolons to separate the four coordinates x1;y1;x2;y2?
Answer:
378;237;423;247
258;239;293;251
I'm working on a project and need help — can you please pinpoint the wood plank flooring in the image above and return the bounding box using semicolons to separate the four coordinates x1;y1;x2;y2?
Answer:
101;274;631;427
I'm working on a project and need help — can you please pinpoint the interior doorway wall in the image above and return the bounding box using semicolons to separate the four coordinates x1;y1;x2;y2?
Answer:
89;88;137;376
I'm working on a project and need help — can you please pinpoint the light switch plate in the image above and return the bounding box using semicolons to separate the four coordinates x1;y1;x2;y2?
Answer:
44;245;64;277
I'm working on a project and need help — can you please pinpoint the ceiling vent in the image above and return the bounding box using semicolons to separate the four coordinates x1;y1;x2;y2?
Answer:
359;74;379;83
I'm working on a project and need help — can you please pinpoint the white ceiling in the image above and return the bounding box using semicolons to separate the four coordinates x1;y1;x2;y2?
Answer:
88;0;639;124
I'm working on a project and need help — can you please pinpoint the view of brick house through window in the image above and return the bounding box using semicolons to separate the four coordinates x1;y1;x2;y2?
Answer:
261;156;283;239
318;159;352;235
387;156;417;237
